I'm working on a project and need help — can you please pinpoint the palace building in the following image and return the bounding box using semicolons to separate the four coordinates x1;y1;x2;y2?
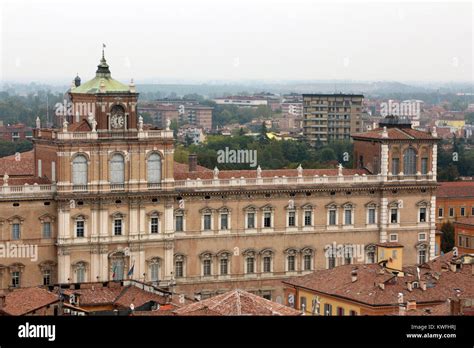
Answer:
0;54;439;302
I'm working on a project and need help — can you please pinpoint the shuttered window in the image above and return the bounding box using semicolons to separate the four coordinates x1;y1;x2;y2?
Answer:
109;154;125;184
147;153;162;184
72;155;88;185
403;148;417;175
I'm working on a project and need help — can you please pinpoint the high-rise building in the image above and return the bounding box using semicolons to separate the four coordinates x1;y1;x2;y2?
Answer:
302;94;363;145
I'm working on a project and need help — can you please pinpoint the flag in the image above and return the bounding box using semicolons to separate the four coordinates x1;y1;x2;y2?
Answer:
127;262;135;278
112;264;117;280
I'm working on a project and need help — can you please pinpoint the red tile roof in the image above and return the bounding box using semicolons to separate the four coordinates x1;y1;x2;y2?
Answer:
173;289;301;316
68;119;92;132
284;252;474;307
437;182;474;198
0;287;59;315
0;150;35;176
454;217;474;226
353;127;436;140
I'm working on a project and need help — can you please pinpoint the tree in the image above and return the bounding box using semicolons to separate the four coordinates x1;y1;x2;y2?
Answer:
440;222;455;253
258;122;269;144
319;148;337;163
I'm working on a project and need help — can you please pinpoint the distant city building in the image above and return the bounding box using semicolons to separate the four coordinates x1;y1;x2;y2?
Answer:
302;94;363;145
436;182;474;226
454;218;474;255
177;126;206;145
0;121;33;142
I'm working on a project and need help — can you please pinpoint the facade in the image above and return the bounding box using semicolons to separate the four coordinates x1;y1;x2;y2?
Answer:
436;182;474;226
454;218;474;254
302;94;363;145
0;122;33;142
0;55;442;303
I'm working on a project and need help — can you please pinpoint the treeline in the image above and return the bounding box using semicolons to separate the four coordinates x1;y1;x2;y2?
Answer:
437;137;474;181
174;134;353;170
0;140;33;158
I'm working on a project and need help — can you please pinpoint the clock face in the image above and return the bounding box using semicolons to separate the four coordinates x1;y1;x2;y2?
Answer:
111;114;125;129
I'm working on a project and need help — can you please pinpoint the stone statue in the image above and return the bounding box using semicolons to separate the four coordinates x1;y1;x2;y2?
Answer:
213;166;219;179
62;119;69;132
256;165;262;178
166;118;171;131
297;164;303;177
338;163;343;176
36;116;41;129
288;199;295;210
3;173;9;185
138;115;144;131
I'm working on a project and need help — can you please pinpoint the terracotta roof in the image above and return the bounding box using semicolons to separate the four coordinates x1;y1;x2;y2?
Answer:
284;252;474;307
437;182;474;198
68;119;92;132
173;289;301;316
0;176;51;185
0;287;59;315
454;217;474;226
63;287;122;306
352;127;436;140
174;167;368;181
173;161;211;175
114;286;168;308
0;150;34;176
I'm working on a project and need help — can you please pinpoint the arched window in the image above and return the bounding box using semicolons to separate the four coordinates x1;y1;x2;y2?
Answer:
403;148;417;175
147;153;162;184
72;155;88;185
109;153;125;184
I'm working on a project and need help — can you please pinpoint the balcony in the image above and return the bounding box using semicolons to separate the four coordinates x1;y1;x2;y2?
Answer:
39;128;174;141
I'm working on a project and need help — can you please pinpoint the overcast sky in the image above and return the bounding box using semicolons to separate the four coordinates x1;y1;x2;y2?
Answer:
1;0;472;84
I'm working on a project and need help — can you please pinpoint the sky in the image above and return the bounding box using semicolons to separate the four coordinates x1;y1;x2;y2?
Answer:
0;0;473;84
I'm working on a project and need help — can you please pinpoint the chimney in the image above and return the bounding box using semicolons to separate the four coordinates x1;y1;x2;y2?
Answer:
378;282;385;290
351;269;358;282
449;262;457;273
450;298;462;315
420;281;427;291
188;154;197;173
407;282;413;292
407;300;417;311
398;305;406;316
0;294;5;308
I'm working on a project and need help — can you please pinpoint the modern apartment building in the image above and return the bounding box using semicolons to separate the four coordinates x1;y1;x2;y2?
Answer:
302;94;363;145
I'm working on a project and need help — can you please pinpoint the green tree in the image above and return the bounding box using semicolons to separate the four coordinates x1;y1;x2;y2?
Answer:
440;222;455;253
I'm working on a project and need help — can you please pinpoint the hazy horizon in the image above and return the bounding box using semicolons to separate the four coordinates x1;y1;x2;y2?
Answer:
1;0;473;84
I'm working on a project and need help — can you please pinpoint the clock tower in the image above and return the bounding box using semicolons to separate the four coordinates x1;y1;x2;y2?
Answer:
68;49;138;131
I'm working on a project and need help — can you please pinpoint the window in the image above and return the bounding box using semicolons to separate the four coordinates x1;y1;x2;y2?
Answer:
203;259;212;276
449;207;454;217
176;215;183;232
175;260;184;278
114;219;122;236
460;207;465;216
263;256;272;273
147;153;162;184
419;233;427;241
350;310;357;316
42;222;51;239
246;257;255;274
76;267;85;283
43;269;51;285
419;207;427;222
337;307;345;316
149;216;159;234
109;153;125;184
328;255;336;269
344;209;352;225
390;234;398;242
288;211;296;227
288;255;295;271
220;258;228;275
263;212;271;228
390;208;398;223
150;262;159;282
344;246;352;264
203;214;212;230
329;209;337;225
418;249;427;264
391;158;400;175
304;211;312;226
72;155;88;185
12;223;20;240
403;148;417;175
324;303;333;316
300;297;307;312
247;212;255;229
220;213;228;230
76;219;85;238
421;157;428;174
11;271;20;288
472;207;474;216
368;208;376;224
438;208;443;218
112;260;123;281
459;235;463;246
367;250;375;264
304;254;312;271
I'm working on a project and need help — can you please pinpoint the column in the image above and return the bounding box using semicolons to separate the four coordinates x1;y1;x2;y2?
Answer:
379;197;388;243
429;194;436;260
